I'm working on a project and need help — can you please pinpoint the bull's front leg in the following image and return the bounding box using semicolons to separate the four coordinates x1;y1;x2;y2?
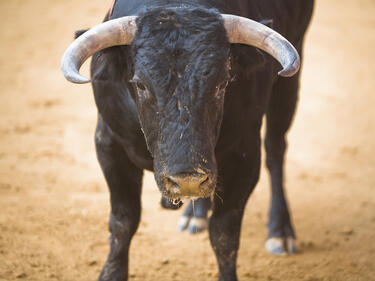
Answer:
210;143;261;281
264;73;300;255
95;116;143;281
210;206;244;281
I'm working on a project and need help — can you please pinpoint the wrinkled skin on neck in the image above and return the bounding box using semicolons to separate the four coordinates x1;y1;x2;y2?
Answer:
130;8;230;199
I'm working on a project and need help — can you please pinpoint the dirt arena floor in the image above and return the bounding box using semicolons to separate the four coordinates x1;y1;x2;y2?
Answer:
0;0;374;280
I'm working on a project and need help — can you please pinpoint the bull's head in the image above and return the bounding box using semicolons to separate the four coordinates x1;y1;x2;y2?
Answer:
61;8;300;200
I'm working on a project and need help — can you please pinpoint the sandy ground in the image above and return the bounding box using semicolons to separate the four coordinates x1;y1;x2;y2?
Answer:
0;0;374;280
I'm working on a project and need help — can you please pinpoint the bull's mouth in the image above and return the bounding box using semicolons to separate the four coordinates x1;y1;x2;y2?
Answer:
162;194;213;208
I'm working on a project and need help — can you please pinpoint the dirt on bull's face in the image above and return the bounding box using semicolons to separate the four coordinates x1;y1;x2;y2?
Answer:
130;8;229;198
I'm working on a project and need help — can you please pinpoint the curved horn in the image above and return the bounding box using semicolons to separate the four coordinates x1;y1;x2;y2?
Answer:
222;14;300;77
61;16;137;84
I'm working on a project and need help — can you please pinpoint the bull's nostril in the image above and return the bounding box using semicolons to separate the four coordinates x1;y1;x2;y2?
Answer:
199;174;209;186
165;177;180;192
166;177;177;186
166;172;210;196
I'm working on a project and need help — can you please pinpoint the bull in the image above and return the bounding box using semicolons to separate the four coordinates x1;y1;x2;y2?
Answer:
61;0;314;280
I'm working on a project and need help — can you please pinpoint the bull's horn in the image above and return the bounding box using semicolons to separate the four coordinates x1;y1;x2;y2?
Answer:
222;14;300;77
61;16;137;84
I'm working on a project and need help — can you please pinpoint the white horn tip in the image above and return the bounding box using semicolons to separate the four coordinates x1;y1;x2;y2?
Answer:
65;75;91;84
278;57;300;77
61;47;92;84
61;64;91;84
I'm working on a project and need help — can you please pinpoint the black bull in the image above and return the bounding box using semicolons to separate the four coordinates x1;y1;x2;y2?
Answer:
62;0;314;280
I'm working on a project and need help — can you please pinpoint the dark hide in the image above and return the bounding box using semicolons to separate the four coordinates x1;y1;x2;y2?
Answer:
88;0;314;280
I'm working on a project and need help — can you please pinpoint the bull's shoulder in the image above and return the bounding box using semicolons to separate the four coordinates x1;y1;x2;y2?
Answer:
245;0;314;43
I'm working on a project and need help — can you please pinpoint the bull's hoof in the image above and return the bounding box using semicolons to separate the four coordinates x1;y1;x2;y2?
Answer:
286;237;297;254
265;237;297;255
187;217;208;234
177;216;208;234
265;238;286;255
177;216;190;232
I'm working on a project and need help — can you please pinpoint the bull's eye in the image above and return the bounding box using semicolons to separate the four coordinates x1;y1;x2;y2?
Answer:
136;82;146;91
215;81;228;99
218;81;228;91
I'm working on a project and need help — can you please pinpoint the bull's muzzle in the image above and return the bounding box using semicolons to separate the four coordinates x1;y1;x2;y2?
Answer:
164;172;213;198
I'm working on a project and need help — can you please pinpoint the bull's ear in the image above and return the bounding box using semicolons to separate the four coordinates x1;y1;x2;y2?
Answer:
230;18;275;75
74;29;89;39
259;19;274;29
